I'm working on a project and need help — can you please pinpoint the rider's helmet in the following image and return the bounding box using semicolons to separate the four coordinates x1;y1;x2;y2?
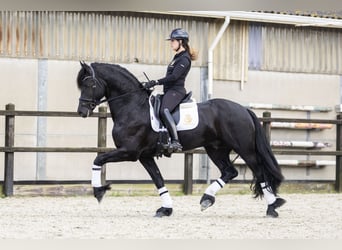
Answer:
166;28;189;41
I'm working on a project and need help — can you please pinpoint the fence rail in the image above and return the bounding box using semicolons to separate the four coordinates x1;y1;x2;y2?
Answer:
1;103;342;196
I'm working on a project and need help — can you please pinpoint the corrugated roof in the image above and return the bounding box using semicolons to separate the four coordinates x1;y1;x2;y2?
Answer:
255;11;342;20
167;11;342;29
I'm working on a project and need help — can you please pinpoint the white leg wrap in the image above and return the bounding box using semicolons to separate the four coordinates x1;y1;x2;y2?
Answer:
91;165;102;187
260;182;276;205
204;178;225;197
158;187;173;208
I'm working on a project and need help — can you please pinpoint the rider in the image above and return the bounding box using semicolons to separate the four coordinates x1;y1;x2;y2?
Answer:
144;28;197;152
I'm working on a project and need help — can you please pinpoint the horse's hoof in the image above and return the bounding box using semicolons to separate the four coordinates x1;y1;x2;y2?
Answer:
266;197;286;218
154;207;173;217
266;207;279;218
93;184;111;203
200;194;215;211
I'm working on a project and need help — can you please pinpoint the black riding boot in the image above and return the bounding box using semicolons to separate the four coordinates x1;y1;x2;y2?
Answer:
161;108;183;153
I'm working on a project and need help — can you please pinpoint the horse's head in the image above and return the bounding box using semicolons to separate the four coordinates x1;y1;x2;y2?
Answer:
76;61;106;118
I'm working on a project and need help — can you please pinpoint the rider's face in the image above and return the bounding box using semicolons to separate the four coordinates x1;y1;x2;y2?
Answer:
170;39;181;51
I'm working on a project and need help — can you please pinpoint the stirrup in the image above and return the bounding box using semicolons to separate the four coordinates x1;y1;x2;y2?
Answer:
168;140;183;152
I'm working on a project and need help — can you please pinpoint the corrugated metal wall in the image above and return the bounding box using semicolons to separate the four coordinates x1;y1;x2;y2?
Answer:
251;23;342;74
3;11;340;81
0;11;211;66
213;20;249;81
0;11;249;82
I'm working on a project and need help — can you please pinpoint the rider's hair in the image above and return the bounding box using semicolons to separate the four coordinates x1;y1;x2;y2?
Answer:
182;40;198;61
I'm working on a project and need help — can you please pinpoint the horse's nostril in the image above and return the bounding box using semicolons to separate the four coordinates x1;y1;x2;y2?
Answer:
78;110;86;118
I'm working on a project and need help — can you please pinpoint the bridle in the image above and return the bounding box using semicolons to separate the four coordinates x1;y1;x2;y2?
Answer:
78;65;107;109
79;64;145;109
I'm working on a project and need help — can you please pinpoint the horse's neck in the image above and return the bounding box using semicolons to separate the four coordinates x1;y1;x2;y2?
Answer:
107;91;149;121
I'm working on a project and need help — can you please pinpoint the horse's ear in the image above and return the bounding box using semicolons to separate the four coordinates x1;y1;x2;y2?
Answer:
79;61;92;75
80;61;86;68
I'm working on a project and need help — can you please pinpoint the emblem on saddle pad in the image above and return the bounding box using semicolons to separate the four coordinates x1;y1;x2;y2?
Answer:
149;94;199;132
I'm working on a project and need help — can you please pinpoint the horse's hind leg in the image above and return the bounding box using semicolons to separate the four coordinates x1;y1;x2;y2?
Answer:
242;154;286;218
200;146;238;211
139;156;173;217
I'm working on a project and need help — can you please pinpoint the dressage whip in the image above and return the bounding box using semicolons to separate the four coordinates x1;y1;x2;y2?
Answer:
143;72;151;82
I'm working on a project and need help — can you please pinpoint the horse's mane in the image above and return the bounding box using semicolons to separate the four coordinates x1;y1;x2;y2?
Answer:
77;62;142;89
93;63;141;87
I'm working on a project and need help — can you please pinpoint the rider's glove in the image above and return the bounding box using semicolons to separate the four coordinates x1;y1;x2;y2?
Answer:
144;80;159;89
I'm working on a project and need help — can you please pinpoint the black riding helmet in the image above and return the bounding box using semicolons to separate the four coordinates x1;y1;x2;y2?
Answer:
166;28;189;41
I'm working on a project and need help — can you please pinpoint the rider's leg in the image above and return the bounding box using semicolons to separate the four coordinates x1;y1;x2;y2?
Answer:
159;90;185;153
161;108;182;152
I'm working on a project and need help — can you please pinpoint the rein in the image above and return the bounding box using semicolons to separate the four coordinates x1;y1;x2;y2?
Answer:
79;83;145;108
79;64;145;108
99;87;145;105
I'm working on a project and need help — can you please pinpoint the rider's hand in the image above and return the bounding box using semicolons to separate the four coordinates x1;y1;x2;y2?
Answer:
144;80;158;89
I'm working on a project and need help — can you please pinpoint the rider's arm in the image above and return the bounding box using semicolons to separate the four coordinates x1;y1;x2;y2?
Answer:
157;57;191;85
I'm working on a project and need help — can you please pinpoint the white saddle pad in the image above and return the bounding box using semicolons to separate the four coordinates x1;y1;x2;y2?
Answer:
149;95;199;132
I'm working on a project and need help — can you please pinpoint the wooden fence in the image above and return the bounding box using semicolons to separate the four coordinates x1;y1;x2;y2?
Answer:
1;103;342;196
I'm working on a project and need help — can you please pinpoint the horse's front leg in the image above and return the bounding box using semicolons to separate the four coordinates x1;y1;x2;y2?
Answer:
139;156;173;217
91;148;139;203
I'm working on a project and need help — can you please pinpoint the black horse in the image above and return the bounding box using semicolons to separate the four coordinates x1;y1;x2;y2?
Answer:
77;62;286;218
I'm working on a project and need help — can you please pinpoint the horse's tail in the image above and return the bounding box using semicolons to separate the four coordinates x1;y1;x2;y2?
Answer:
247;109;284;198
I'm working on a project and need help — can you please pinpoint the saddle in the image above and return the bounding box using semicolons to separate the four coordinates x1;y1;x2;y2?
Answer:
149;91;196;158
151;91;193;124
